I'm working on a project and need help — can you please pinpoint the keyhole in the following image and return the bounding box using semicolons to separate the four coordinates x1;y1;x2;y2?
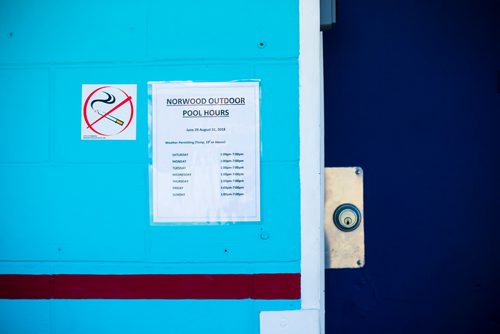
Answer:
344;217;352;226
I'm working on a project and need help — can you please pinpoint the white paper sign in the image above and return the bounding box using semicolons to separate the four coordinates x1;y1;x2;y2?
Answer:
150;81;260;223
81;84;137;140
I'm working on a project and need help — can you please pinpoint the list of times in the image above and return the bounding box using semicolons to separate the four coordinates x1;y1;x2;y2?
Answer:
150;82;260;223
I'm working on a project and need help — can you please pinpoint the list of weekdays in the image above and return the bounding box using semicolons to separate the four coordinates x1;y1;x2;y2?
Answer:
150;82;260;223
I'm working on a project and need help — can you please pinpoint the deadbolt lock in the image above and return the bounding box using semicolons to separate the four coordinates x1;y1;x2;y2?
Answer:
333;203;361;232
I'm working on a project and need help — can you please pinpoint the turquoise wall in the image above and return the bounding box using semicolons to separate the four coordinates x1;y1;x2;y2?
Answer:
0;1;301;333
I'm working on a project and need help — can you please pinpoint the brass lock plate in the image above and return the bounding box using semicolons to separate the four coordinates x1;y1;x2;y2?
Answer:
324;167;365;269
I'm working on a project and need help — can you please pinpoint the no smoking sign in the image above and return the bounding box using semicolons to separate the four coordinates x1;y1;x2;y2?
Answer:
81;84;137;140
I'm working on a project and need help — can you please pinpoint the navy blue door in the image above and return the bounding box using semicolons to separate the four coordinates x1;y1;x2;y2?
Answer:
323;0;500;332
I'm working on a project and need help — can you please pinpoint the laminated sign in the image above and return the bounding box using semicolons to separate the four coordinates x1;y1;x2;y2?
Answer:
150;81;261;223
81;84;137;140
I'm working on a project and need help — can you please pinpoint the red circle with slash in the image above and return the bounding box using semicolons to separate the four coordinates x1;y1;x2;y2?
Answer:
83;86;134;136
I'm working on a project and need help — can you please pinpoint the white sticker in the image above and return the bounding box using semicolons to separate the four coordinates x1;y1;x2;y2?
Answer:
81;84;137;140
150;81;260;223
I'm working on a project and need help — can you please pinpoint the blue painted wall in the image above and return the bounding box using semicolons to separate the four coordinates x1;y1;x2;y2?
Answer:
0;1;301;333
323;0;500;333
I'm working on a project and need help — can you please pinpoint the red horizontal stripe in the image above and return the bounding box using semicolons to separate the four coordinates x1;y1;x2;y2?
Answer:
0;275;53;299
252;273;301;300
0;274;300;300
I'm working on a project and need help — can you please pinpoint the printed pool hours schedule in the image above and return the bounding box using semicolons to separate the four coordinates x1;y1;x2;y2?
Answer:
150;81;261;223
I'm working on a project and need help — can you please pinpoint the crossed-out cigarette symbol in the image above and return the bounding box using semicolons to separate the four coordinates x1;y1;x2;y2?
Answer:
83;86;134;137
